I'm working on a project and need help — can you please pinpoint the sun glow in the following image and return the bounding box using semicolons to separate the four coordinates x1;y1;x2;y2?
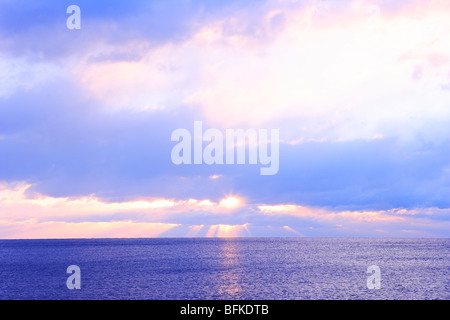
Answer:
219;196;243;210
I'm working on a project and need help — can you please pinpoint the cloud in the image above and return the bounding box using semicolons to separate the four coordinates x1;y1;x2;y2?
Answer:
0;219;180;239
0;182;245;223
1;74;449;209
258;203;407;222
0;182;449;238
231;138;450;209
1;58;449;210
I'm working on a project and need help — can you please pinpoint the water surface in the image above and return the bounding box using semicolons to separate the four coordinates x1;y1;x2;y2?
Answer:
0;238;448;300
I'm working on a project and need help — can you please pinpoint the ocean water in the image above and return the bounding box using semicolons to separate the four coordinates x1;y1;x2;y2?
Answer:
0;238;448;300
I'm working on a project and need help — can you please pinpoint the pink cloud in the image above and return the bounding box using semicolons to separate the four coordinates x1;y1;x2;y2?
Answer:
1;183;449;238
0;219;180;239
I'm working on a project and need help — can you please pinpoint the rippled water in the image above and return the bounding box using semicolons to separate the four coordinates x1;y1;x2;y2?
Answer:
0;238;448;300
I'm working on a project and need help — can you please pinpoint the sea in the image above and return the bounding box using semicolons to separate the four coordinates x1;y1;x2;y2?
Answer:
0;238;448;300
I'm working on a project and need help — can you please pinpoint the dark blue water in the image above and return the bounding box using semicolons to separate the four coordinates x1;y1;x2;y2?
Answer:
0;238;448;300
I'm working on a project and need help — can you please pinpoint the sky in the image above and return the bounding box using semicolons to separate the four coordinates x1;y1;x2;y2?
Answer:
0;0;449;238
